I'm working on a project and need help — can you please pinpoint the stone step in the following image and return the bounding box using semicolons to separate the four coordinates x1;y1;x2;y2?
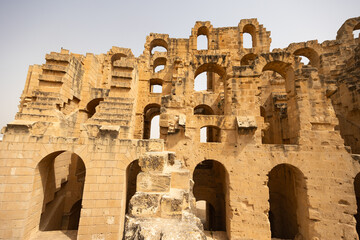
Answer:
22;107;55;115
35;96;62;103
90;118;131;126
25;101;55;108
93;113;132;119
106;97;134;103
33;91;61;98
15;113;57;121
30;230;77;240
100;102;134;108
99;107;133;114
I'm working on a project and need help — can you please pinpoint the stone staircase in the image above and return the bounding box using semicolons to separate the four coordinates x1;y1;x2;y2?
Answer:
86;97;135;138
16;91;63;122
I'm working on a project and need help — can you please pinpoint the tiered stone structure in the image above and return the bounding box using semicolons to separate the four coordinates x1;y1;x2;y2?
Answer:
0;16;359;240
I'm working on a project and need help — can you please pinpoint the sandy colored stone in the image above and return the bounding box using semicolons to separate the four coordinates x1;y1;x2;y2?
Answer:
1;17;360;240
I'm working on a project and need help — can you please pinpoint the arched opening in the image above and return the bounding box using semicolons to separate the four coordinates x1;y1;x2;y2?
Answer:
293;47;320;68
299;56;310;65
268;164;309;239
260;61;297;144
194;63;225;92
243;24;256;48
111;53;127;64
194;105;214;115
125;160;141;214
150;115;160;139
197;26;209;50
194;72;208;91
193;160;228;232
200;126;220;143
354;173;360;237
354;23;360;39
150;78;163;94
153;57;166;73
196;200;216;231
241;53;257;66
143;104;161;139
34;151;86;232
243;33;253;49
86;98;103;118
150;39;168;55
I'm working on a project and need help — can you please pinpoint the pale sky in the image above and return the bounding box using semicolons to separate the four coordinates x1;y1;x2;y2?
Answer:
0;0;359;133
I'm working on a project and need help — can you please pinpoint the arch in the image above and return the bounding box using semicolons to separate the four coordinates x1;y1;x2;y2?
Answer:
268;164;309;239
153;57;166;73
86;98;104;118
354;173;360;237
197;26;209;50
194;63;225;92
243;24;257;48
241;53;257;66
111;53;127;64
149;39;168;55
143;103;161;139
293;47;320;68
125;160;141;214
261;61;298;144
200;125;220;143
195;63;226;79
336;17;360;41
193;160;228;232
354;23;360;38
194;104;214;115
260;70;289;144
27;151;86;234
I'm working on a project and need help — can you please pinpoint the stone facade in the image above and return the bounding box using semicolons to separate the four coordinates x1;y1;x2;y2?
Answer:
0;17;360;240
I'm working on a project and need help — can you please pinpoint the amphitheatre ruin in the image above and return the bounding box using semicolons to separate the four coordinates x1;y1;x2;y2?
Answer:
0;16;360;240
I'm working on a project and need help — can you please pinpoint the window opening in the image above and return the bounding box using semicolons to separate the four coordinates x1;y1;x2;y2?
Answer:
151;46;167;55
197;35;208;50
151;84;162;93
200;126;220;143
243;32;253;49
150;115;160;139
194;105;214;115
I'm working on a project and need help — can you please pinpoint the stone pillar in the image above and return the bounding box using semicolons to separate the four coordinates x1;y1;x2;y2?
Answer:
124;151;205;240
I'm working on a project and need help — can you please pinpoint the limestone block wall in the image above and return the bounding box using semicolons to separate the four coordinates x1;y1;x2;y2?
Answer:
0;16;360;240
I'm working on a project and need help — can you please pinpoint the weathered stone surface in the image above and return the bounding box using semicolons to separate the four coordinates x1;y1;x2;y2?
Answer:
1;17;360;240
139;152;168;172
171;170;190;189
137;172;171;192
124;216;206;240
129;192;161;217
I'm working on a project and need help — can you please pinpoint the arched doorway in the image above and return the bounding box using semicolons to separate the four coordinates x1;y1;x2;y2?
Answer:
26;151;86;236
125;160;141;213
268;164;309;239
143;104;161;139
193;160;228;232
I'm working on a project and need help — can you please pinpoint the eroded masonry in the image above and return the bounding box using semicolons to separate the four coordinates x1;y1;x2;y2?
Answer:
0;17;360;240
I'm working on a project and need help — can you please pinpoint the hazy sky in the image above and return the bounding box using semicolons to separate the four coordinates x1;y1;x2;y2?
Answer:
0;0;359;133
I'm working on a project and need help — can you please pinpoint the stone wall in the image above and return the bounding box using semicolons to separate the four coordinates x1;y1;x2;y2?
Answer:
0;17;359;240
